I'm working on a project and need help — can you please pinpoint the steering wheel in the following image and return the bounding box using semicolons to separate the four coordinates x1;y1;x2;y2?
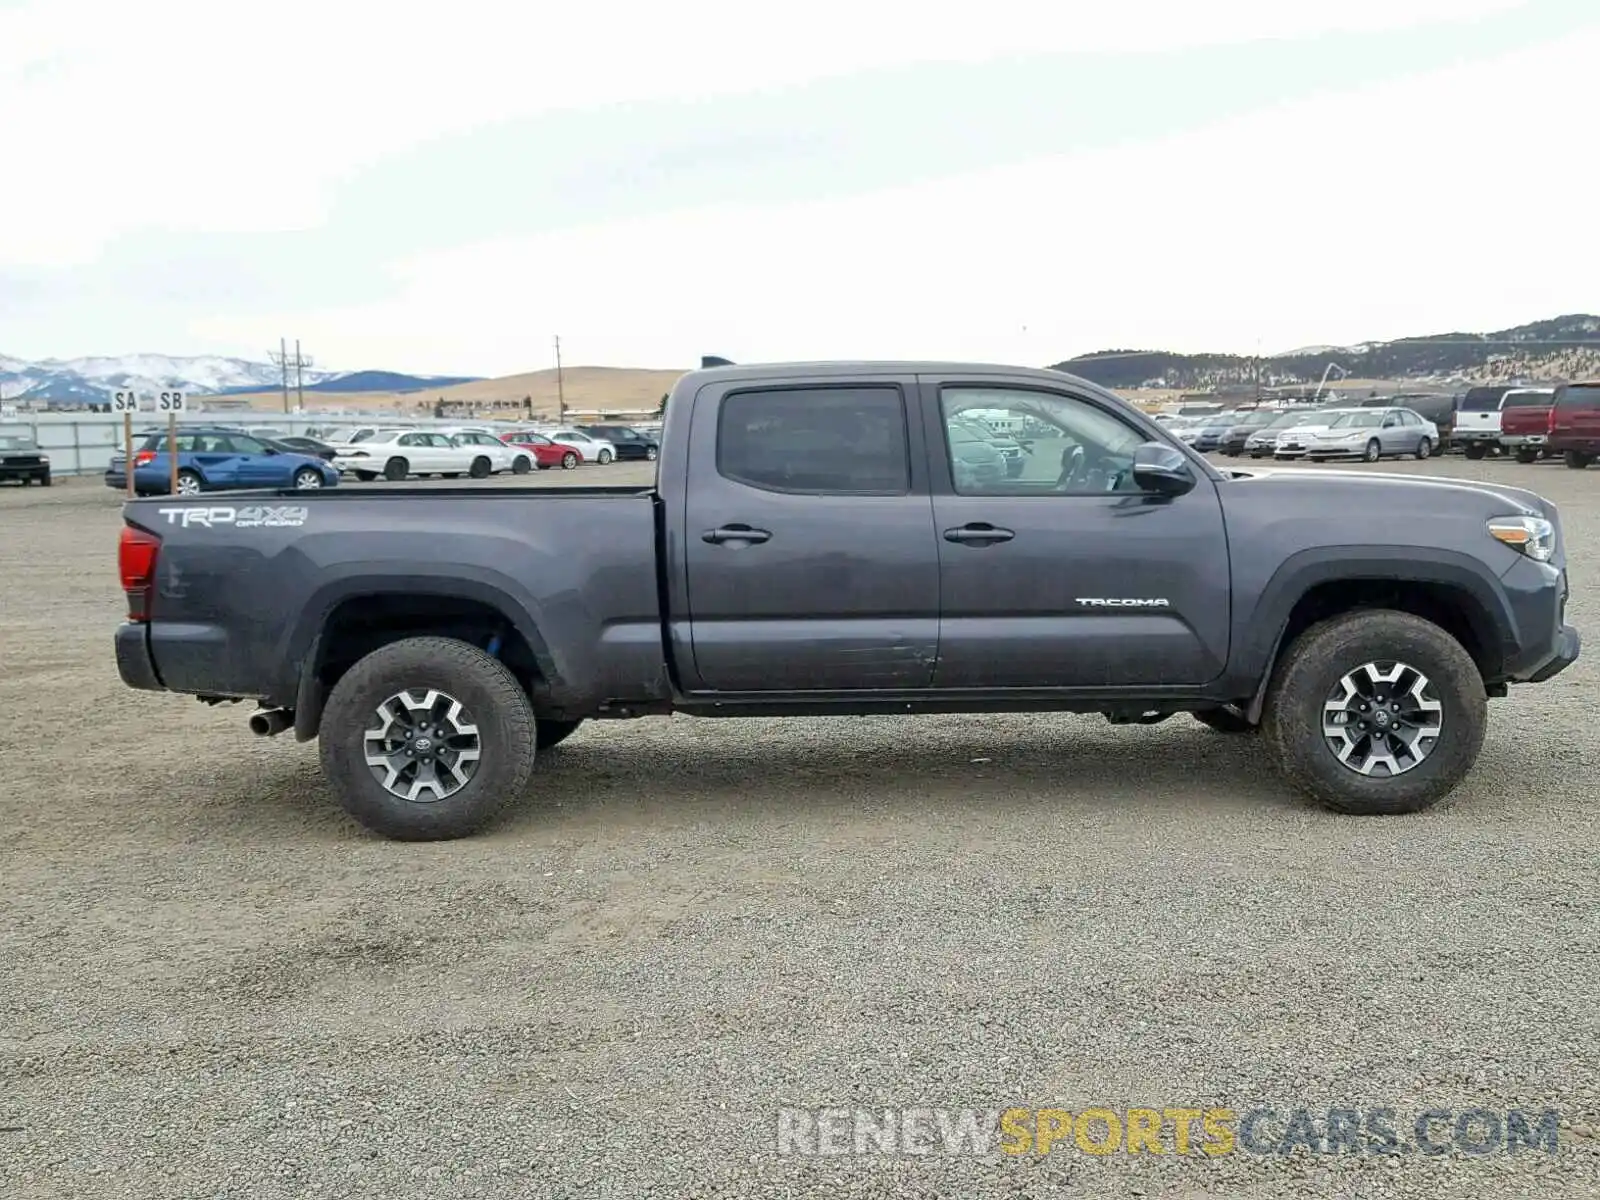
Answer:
1055;443;1087;491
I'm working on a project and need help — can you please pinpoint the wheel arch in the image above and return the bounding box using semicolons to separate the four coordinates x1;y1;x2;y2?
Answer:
1238;551;1514;724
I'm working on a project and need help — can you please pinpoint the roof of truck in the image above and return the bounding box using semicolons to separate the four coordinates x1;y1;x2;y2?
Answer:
680;360;1102;388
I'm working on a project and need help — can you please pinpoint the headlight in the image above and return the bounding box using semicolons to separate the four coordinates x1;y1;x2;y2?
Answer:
1488;516;1555;562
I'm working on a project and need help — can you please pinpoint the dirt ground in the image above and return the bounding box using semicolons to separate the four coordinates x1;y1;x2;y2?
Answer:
1;457;1596;1199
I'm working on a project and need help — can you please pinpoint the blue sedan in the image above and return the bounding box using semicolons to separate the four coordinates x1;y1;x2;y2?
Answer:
104;427;341;496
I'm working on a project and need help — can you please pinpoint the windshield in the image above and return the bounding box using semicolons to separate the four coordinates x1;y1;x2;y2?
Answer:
1329;412;1383;429
1461;387;1508;412
0;434;39;451
1502;390;1554;408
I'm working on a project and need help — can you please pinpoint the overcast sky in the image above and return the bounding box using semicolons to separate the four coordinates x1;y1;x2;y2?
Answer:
2;0;1595;375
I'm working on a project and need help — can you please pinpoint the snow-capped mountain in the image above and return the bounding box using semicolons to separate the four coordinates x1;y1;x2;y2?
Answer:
0;353;480;404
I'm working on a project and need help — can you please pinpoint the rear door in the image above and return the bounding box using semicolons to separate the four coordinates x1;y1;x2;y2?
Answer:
680;375;940;692
922;375;1231;688
1553;383;1600;451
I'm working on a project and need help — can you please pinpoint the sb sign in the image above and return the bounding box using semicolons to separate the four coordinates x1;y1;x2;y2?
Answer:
111;390;140;413
157;390;186;412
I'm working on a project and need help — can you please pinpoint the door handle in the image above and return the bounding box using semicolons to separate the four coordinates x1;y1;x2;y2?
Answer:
703;524;772;545
943;523;1015;544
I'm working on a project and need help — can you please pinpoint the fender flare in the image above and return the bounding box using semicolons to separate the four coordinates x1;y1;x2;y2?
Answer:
1238;547;1515;723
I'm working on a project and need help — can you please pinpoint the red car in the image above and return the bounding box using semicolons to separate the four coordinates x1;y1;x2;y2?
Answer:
501;429;581;470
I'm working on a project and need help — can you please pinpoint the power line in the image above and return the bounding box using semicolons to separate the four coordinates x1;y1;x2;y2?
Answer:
267;338;314;412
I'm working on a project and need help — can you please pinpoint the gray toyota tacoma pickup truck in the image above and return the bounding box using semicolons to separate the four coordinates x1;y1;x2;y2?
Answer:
114;361;1580;840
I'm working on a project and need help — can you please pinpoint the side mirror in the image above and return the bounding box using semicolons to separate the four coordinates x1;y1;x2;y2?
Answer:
1132;441;1196;496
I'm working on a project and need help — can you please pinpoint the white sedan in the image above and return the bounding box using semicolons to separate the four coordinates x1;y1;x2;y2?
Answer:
334;429;526;481
439;428;534;475
538;426;617;464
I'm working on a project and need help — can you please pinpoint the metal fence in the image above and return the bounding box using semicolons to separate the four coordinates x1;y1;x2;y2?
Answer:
0;412;664;477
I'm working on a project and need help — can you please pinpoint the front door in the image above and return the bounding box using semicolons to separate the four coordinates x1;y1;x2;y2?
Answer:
681;377;940;692
923;379;1232;689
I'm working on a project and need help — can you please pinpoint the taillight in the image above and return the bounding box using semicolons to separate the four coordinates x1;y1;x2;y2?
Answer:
1547;407;1558;435
133;450;156;466
119;526;161;622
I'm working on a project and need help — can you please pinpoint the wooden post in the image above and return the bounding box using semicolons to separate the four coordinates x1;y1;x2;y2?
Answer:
167;410;178;494
123;410;134;499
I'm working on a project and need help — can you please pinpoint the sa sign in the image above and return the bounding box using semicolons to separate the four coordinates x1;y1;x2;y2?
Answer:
111;390;140;413
157;390;187;412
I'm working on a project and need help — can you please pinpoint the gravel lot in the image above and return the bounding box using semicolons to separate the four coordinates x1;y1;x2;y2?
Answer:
1;457;1596;1200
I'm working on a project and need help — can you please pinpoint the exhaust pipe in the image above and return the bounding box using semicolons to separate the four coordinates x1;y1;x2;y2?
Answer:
249;708;294;737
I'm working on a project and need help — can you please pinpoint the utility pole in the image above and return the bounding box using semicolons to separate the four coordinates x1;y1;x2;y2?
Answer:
293;340;314;411
554;334;566;424
268;338;291;413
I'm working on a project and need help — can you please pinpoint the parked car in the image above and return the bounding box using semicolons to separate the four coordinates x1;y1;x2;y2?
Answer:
577;424;660;462
1188;414;1241;453
0;432;50;485
1495;388;1560;463
332;429;509;481
537;427;617;464
1356;392;1461;453
1272;409;1360;458
953;417;1029;477
1239;411;1322;458
1546;381;1600;469
1302;408;1440;462
1454;386;1515;459
104;428;340;495
112;358;1579;841
439;428;535;475
945;419;1009;489
1218;410;1288;456
501;429;582;470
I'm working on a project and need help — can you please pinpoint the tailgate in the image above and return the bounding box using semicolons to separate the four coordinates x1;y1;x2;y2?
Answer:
1500;408;1548;436
1457;410;1503;433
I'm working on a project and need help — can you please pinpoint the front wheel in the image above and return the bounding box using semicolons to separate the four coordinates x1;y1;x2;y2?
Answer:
1363;439;1381;463
1262;610;1486;816
561;451;579;470
511;455;531;475
318;636;536;841
1415;438;1432;460
645;446;658;461
596;449;613;464
293;467;324;489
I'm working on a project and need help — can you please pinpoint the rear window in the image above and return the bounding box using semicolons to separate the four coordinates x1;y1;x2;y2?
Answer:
1502;390;1555;408
1556;384;1600;411
1461;387;1510;412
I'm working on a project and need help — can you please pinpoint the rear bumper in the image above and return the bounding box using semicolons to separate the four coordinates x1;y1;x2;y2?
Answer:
1499;434;1546;447
114;623;165;692
1454;428;1500;442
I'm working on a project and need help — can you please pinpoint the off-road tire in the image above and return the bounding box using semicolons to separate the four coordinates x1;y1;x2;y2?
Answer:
469;456;492;479
536;718;584;750
1262;610;1486;816
1192;705;1256;734
1463;443;1487;460
319;636;536;841
1514;447;1538;464
383;457;409;482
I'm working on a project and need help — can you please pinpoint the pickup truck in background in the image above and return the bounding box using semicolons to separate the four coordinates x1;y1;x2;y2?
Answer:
1453;385;1514;459
1547;381;1600;469
1497;387;1560;463
113;361;1580;840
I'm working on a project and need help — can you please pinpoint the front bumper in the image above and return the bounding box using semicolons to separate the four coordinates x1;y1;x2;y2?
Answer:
1500;558;1582;684
1524;624;1581;683
114;622;165;692
0;464;49;482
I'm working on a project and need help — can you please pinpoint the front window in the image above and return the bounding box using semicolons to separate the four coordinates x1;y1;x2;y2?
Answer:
0;434;38;451
1327;412;1383;429
940;386;1147;495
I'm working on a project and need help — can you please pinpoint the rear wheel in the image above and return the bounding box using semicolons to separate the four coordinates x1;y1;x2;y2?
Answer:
319;636;536;841
468;456;492;479
175;469;203;495
561;451;579;470
384;457;409;481
1514;447;1538;464
1566;451;1591;470
354;470;377;482
512;455;532;475
1415;438;1432;460
1463;443;1487;460
536;718;584;750
443;473;461;479
1263;610;1486;816
645;446;659;461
